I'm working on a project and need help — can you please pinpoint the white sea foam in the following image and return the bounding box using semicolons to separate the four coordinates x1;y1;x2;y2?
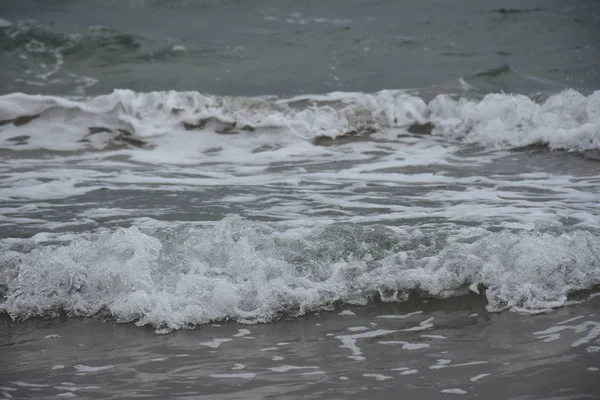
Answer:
0;89;597;159
378;341;430;350
429;90;600;151
210;373;256;379
376;311;423;319
348;326;369;331
73;364;114;373
43;334;61;339
335;329;397;360
534;320;600;348
441;388;467;394
470;373;490;382
399;369;418;375
268;365;319;373
1;216;599;330
363;373;392;381
198;338;232;349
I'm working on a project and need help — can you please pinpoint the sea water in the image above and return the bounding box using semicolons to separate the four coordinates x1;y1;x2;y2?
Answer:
1;1;599;398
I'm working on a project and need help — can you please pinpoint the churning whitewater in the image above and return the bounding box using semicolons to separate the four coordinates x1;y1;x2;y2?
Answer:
2;216;600;331
1;89;599;156
1;87;600;331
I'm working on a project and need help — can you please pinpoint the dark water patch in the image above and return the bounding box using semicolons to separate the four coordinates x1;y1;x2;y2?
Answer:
5;135;30;145
406;122;434;135
114;129;148;148
490;8;545;15
0;114;41;127
88;126;112;135
581;151;600;162
441;51;478;57
473;64;511;79
183;117;255;134
311;128;377;146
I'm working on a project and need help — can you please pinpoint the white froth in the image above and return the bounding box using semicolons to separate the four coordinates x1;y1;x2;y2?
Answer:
401;317;434;332
335;329;397;360
210;373;256;379
13;382;47;388
301;370;325;375
0;89;429;160
534;320;600;347
232;329;251;337
0;89;597;162
378;341;430;350
2;217;600;330
429;90;600;151
43;334;61;339
199;338;232;349
399;369;418;375
268;365;319;373
73;365;114;373
376;311;423;319
470;373;490;382
441;388;467;394
363;373;393;381
451;361;488;367
348;326;369;331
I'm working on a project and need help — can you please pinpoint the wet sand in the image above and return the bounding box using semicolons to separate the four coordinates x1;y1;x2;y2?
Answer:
2;294;599;399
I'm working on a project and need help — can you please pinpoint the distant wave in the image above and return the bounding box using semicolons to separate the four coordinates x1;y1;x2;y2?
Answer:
1;88;598;157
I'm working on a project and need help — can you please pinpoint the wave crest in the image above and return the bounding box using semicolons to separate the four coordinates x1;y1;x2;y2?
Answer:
0;88;599;156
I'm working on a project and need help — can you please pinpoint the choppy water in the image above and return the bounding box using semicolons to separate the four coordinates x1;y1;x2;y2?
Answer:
1;0;599;398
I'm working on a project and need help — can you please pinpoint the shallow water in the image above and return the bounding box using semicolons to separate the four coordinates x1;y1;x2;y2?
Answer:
2;295;600;399
1;0;599;398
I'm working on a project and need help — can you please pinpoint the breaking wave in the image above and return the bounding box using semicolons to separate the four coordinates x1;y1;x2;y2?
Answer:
1;216;599;331
1;88;598;157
